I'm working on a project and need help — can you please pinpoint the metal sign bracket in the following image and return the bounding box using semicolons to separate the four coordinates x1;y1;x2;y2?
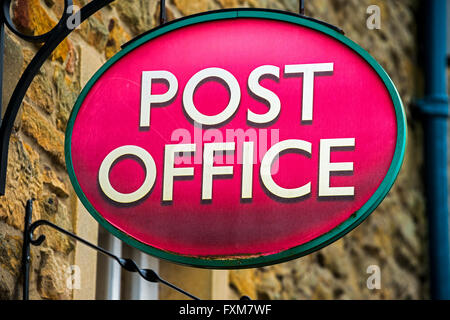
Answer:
21;199;204;300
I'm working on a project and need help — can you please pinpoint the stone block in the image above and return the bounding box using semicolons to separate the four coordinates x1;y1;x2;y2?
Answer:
21;102;65;167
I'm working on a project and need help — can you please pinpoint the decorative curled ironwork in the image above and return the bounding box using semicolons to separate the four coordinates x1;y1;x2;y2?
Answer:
22;199;201;300
2;0;74;43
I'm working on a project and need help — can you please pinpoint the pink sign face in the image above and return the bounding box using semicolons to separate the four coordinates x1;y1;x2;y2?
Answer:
66;10;406;268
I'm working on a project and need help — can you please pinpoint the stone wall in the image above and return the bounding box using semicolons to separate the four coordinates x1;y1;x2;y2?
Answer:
0;0;426;300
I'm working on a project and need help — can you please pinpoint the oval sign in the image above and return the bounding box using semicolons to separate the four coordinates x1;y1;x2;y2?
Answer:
66;9;406;268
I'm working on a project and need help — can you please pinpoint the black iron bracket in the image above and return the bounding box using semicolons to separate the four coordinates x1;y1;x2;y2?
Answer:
0;0;112;195
22;199;202;300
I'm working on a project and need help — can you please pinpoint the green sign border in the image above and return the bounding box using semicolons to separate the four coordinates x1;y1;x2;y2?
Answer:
65;9;407;269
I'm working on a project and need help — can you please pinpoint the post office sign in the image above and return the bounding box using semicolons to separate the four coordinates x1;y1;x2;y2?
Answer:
66;9;406;268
